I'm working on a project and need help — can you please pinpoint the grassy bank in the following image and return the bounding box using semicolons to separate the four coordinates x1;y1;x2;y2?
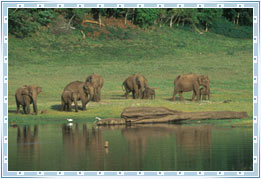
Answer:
8;27;253;126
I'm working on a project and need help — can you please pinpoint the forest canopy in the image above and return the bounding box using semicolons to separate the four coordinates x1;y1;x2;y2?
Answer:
8;8;253;38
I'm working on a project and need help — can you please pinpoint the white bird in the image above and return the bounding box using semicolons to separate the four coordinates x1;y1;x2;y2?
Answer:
67;123;73;127
66;119;73;122
95;117;102;121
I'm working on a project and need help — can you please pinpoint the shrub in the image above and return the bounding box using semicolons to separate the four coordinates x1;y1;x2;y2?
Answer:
212;18;252;39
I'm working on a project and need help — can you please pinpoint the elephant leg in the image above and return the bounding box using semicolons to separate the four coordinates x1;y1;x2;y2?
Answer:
132;90;135;99
192;92;196;101
81;98;88;111
202;95;206;100
68;102;72;111
22;105;26;114
172;88;178;101
133;85;139;99
16;102;20;114
26;104;30;114
24;98;30;114
208;94;210;100
97;87;101;102
61;100;65;111
179;92;184;101
82;101;86;111
73;98;78;112
93;88;98;102
125;89;130;99
195;90;200;101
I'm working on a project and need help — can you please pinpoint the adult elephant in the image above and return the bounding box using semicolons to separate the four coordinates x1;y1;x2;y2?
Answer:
86;73;104;102
63;81;94;112
122;74;149;99
15;85;42;114
171;74;210;101
122;74;138;99
136;75;149;99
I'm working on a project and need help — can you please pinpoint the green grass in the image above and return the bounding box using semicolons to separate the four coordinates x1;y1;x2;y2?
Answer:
8;27;253;126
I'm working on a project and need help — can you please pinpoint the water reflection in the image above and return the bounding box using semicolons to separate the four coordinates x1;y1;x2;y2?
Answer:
61;124;105;170
9;123;252;171
17;125;39;160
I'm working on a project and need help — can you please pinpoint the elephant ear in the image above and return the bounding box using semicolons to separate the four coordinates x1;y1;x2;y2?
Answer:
28;86;33;96
21;88;29;96
36;87;42;94
197;76;203;85
83;82;90;93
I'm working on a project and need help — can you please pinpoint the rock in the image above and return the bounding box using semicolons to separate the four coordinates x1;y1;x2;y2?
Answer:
97;107;248;126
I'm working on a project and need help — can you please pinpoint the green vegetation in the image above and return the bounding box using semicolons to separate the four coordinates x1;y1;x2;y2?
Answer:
8;22;252;126
9;8;252;38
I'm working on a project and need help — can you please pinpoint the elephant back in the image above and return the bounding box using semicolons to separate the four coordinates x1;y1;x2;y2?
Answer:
64;81;84;92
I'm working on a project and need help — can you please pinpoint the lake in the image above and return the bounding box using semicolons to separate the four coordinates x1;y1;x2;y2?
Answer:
8;122;252;171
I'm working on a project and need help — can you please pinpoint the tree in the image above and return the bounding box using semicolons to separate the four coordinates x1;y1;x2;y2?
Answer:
134;8;159;28
198;9;223;32
157;9;167;27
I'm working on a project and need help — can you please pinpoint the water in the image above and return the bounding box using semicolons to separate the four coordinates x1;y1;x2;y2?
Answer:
8;123;252;171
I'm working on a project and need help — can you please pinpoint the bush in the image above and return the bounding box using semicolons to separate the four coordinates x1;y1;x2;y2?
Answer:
106;26;131;40
9;9;56;38
212;18;252;39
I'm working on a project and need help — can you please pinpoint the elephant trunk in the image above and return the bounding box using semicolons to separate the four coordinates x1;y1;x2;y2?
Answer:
32;97;38;115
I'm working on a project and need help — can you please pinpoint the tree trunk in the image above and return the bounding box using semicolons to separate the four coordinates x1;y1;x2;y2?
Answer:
125;9;129;25
170;15;175;27
98;12;102;27
205;22;208;32
177;17;181;26
236;12;240;25
80;30;86;40
132;8;135;23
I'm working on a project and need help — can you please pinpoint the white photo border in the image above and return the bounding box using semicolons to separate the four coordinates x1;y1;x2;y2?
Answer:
0;0;259;177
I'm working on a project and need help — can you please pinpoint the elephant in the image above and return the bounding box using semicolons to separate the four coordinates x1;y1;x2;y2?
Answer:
122;74;138;99
86;73;104;102
122;74;149;99
15;85;42;114
199;85;210;100
63;81;94;112
171;74;210;101
136;75;149;99
61;90;78;111
142;87;155;99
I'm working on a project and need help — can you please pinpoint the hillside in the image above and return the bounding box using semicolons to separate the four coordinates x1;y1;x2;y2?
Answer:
8;20;253;125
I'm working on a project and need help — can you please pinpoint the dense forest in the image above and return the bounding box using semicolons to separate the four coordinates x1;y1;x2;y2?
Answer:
8;8;252;38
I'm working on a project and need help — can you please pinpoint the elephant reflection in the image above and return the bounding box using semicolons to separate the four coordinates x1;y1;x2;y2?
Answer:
61;124;105;170
120;124;212;170
17;125;39;158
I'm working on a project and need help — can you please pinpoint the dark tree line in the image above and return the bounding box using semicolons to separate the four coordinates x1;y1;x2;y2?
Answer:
8;8;253;38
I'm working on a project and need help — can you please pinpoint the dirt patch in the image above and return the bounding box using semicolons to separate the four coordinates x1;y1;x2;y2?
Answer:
81;16;139;39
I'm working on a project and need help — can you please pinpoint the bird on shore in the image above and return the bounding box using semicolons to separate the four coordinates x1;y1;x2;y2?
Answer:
95;117;102;121
66;119;73;122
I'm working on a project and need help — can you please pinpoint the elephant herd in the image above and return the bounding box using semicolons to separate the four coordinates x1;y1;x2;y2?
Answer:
15;73;210;115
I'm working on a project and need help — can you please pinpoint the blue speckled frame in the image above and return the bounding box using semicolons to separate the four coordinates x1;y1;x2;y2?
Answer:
1;0;259;178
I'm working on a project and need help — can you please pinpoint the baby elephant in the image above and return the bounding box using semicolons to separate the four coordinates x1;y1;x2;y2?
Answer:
200;86;210;100
142;87;155;99
61;90;77;112
15;85;42;115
